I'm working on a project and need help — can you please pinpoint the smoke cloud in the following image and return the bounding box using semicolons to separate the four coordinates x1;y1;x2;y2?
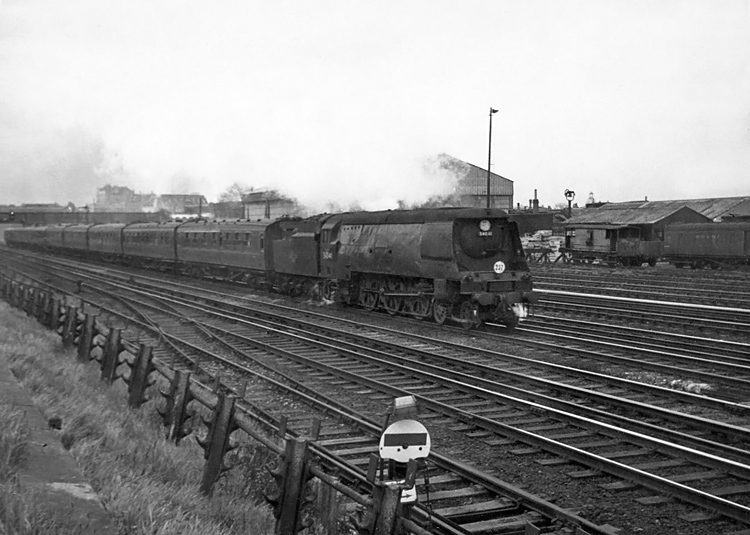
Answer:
1;1;748;211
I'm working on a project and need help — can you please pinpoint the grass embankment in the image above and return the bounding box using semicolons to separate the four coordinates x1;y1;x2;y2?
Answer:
0;301;276;534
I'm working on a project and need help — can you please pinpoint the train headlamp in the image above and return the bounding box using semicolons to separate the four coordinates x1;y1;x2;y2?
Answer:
479;220;491;232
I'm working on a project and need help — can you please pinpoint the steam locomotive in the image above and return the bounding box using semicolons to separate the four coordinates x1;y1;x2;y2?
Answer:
5;208;538;329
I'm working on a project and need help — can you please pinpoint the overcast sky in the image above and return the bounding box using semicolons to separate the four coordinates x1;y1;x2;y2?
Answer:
1;1;748;211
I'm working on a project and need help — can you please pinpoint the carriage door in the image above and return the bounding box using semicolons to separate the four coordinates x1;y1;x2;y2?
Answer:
320;221;341;277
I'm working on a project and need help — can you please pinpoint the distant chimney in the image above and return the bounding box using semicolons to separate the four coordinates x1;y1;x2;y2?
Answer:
532;189;539;213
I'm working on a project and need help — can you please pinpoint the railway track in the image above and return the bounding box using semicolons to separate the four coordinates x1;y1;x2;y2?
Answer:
519;315;749;363
0;251;610;534
535;289;750;341
4;248;750;532
531;265;750;309
82;272;750;528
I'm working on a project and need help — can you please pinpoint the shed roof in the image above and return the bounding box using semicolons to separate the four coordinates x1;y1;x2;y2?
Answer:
597;196;750;221
564;205;707;227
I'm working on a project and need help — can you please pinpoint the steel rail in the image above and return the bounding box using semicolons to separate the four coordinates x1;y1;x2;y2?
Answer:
93;283;750;524
89;282;611;534
539;289;750;326
524;314;750;360
67;264;750;414
2;250;744;520
532;274;750;306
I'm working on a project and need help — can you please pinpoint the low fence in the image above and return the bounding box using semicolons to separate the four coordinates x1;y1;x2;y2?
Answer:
0;274;430;535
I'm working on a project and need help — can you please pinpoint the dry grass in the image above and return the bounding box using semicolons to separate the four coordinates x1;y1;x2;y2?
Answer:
0;405;29;480
0;301;276;534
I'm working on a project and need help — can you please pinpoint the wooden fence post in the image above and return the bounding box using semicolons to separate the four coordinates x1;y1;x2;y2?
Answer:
158;370;194;444
9;282;19;307
100;328;121;383
197;393;238;496
127;344;155;408
266;436;318;535
31;289;41;318
77;314;96;363
370;483;403;535
351;456;418;535
317;477;340;534
35;292;47;324
48;297;61;331
62;306;77;349
22;287;33;315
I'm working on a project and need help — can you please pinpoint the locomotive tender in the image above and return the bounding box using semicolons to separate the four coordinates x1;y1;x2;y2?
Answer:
5;207;538;329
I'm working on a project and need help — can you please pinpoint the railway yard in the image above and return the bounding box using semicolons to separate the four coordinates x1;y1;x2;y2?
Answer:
1;247;750;535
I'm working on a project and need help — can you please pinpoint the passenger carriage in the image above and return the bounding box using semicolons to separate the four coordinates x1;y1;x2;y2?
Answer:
88;224;127;261
5;226;48;249
62;225;92;255
175;220;274;283
122;223;181;269
45;225;70;252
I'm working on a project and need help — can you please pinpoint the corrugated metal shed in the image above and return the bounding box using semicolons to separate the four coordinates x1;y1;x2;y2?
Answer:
596;196;750;221
458;162;514;196
564;205;710;227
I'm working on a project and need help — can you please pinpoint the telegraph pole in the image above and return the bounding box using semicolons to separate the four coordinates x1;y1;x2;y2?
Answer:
486;107;498;209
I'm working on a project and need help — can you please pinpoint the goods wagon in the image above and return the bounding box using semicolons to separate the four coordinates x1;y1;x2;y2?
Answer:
663;222;750;268
563;226;661;266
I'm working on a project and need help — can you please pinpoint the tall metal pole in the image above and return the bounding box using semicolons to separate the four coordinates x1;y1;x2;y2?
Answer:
486;108;498;209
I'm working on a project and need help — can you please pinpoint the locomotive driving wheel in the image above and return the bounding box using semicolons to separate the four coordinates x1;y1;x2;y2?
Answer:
458;301;477;330
359;279;380;310
383;295;402;315
432;301;450;325
362;290;378;310
405;296;431;319
382;280;405;315
322;280;338;302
